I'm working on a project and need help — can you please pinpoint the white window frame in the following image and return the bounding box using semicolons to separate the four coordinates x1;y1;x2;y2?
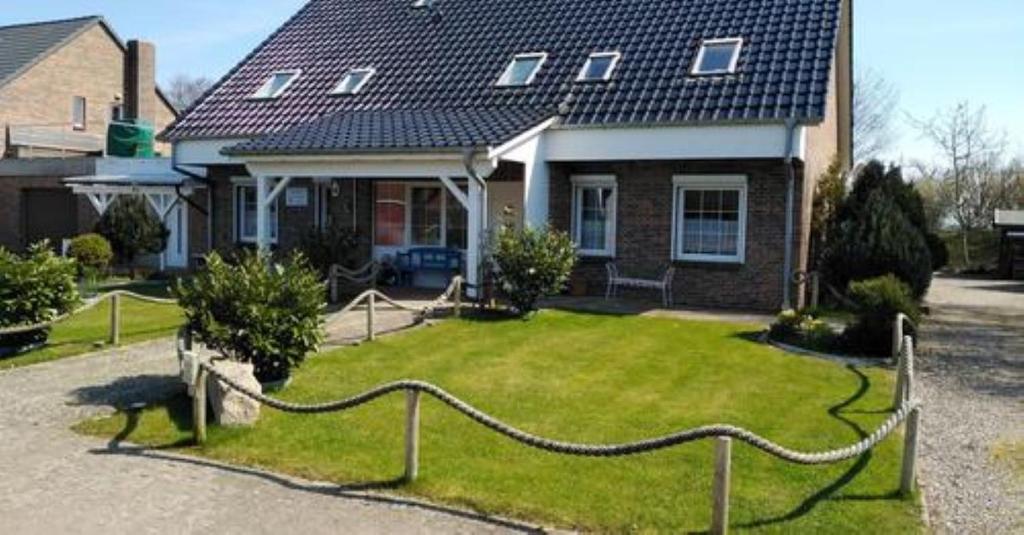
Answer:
672;175;748;264
496;52;548;87
331;68;376;95
232;179;279;244
373;181;468;250
576;51;622;82
72;96;87;130
691;38;743;75
571;175;618;257
250;69;301;100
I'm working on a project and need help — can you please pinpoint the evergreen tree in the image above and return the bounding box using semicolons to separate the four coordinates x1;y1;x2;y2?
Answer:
95;196;169;268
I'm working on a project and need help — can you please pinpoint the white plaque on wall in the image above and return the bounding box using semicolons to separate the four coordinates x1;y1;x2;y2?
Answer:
285;187;309;207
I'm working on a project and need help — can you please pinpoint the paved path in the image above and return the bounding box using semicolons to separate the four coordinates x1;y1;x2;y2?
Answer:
0;341;533;534
917;275;1023;533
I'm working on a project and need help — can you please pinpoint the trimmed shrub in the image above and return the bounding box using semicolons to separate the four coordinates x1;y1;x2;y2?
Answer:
174;250;326;383
67;233;114;275
0;242;80;348
823;189;933;299
491;226;577;315
95;196;169;268
841;275;921;357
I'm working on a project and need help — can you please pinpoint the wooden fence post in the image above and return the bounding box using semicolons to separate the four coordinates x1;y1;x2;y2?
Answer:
109;293;121;345
193;363;208;445
711;436;732;535
405;389;421;482
367;292;376;342
892;314;904;362
330;265;338;304
900;407;921;496
454;278;462;318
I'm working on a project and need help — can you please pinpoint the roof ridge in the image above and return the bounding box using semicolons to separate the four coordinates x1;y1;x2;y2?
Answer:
0;15;101;32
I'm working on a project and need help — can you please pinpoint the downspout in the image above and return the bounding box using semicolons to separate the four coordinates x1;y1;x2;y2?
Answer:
782;118;800;310
462;147;490;295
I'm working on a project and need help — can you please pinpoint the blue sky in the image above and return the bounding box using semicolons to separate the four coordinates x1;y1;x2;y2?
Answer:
3;1;1022;163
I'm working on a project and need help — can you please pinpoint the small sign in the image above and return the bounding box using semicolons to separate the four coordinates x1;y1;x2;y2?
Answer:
286;187;309;207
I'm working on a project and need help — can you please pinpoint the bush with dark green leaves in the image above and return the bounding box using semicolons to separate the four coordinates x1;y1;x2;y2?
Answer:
67;233;114;275
823;162;934;299
174;250;325;383
841;275;921;357
491;226;577;315
0;242;80;349
95;196;169;268
297;225;361;277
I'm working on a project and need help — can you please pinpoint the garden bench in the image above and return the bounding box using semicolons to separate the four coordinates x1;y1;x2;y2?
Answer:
396;248;463;286
605;262;676;307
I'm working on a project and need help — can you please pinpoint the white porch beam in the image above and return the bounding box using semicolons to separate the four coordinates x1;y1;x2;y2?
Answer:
265;176;292;207
144;192;179;221
501;134;549;228
85;193;117;215
256;175;272;254
438;175;469;209
466;179;485;298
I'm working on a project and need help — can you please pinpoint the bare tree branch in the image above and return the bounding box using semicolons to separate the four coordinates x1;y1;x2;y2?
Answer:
853;68;900;163
166;74;215;112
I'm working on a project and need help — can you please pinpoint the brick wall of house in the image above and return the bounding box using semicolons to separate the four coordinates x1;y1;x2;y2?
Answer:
549;160;807;311
0;24;176;157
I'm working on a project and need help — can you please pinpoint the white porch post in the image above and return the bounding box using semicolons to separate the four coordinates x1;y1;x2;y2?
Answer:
256;175;271;255
467;179;485;298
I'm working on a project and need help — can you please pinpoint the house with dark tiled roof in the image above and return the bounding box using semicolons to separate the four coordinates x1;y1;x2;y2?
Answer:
166;0;853;311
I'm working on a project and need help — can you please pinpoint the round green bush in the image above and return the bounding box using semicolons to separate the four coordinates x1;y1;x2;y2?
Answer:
67;233;113;274
174;250;325;383
491;226;577;315
0;241;80;348
95;196;169;267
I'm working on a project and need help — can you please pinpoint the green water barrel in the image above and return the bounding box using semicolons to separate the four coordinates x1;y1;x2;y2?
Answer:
107;119;156;158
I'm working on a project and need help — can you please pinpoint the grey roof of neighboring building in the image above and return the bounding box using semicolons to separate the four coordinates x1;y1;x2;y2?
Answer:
0;16;102;88
165;0;844;152
995;210;1024;228
0;15;178;114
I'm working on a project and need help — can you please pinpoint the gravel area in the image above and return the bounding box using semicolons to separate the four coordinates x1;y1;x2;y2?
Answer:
916;276;1024;534
0;337;531;534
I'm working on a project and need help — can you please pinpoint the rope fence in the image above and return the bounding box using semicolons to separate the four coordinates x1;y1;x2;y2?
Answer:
0;290;178;345
323;276;464;342
179;312;922;535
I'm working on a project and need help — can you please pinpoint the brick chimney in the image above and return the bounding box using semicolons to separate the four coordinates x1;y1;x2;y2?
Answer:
124;40;157;125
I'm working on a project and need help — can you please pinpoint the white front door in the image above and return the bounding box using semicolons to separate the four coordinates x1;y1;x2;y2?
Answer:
165;202;189;268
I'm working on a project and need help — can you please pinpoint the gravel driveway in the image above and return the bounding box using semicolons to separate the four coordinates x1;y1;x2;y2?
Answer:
917;275;1023;533
0;340;533;534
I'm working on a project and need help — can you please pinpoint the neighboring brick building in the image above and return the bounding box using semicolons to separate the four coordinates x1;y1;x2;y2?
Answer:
165;0;853;311
0;15;179;252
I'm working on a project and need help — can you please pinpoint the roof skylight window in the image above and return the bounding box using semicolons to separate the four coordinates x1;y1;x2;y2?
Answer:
691;38;743;75
331;68;376;95
497;53;547;87
251;70;300;99
577;52;621;82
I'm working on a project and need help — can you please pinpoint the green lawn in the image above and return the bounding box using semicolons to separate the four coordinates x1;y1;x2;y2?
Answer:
0;286;183;370
76;310;921;533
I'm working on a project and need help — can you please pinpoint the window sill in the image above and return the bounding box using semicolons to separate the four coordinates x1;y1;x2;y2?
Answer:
673;258;745;270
